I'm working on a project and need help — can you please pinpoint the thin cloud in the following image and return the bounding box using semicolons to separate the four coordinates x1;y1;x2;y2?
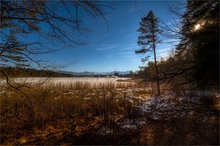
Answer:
117;51;134;55
95;45;117;51
118;45;138;51
117;51;140;63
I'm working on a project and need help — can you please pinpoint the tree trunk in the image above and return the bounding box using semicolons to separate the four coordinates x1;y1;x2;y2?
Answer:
152;20;160;96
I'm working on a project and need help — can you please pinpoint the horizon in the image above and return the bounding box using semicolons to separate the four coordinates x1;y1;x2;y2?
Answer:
61;70;132;74
11;1;183;73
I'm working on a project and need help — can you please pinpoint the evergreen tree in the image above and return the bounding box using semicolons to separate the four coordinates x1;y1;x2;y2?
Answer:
176;0;219;88
136;10;162;95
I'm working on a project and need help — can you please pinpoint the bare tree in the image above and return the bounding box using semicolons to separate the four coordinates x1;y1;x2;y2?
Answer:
0;0;112;92
0;0;112;67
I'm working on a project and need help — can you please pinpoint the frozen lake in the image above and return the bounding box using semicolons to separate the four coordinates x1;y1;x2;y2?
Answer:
0;77;132;86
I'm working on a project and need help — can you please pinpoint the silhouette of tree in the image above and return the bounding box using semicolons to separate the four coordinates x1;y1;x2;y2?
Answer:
176;0;219;88
154;1;219;89
0;0;111;92
135;10;162;95
0;0;111;67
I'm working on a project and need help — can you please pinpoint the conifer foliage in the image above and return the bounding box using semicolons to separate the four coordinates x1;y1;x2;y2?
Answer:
137;1;219;89
176;0;219;88
136;10;162;95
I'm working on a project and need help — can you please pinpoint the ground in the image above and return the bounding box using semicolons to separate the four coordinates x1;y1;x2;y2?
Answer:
0;78;219;145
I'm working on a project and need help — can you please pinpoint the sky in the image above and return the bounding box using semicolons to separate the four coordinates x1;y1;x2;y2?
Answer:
39;0;183;73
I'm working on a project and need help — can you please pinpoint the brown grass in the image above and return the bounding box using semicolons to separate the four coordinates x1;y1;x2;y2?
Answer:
0;80;219;145
0;81;136;145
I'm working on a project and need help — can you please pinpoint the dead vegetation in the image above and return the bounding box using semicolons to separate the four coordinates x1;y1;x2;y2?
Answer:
0;80;219;145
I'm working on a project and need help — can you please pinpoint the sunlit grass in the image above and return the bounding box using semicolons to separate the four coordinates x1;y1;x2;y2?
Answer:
0;79;219;145
0;80;137;145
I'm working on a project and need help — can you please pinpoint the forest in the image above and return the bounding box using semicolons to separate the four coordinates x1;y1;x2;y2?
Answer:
0;0;219;145
0;67;74;77
136;1;219;91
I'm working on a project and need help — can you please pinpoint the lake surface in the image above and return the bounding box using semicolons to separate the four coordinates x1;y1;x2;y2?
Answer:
0;77;131;86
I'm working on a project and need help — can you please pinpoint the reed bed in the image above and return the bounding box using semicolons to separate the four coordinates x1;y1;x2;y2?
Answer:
0;79;138;145
0;78;219;145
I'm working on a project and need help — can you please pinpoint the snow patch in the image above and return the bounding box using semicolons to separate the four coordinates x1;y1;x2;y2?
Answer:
121;124;137;129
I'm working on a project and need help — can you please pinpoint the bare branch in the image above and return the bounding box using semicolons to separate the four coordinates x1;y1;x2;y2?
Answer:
0;70;30;96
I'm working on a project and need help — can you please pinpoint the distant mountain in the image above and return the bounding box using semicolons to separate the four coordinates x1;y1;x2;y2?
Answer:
0;66;131;77
59;70;130;76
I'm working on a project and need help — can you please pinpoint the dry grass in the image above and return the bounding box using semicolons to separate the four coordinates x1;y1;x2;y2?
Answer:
0;81;136;145
0;80;219;145
138;117;219;145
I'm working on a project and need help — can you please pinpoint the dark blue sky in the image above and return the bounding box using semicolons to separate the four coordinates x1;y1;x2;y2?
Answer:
39;0;183;72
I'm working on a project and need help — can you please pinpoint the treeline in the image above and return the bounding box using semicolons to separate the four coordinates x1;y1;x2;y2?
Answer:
0;67;135;78
138;1;219;89
0;67;74;77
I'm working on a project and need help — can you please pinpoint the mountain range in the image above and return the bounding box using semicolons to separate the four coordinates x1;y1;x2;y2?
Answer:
59;71;131;76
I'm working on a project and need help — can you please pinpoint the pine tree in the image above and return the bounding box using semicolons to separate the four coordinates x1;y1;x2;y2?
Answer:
176;0;219;88
136;10;162;95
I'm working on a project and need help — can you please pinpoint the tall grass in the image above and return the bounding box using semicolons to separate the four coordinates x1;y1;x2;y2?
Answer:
0;80;136;145
1;79;218;145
